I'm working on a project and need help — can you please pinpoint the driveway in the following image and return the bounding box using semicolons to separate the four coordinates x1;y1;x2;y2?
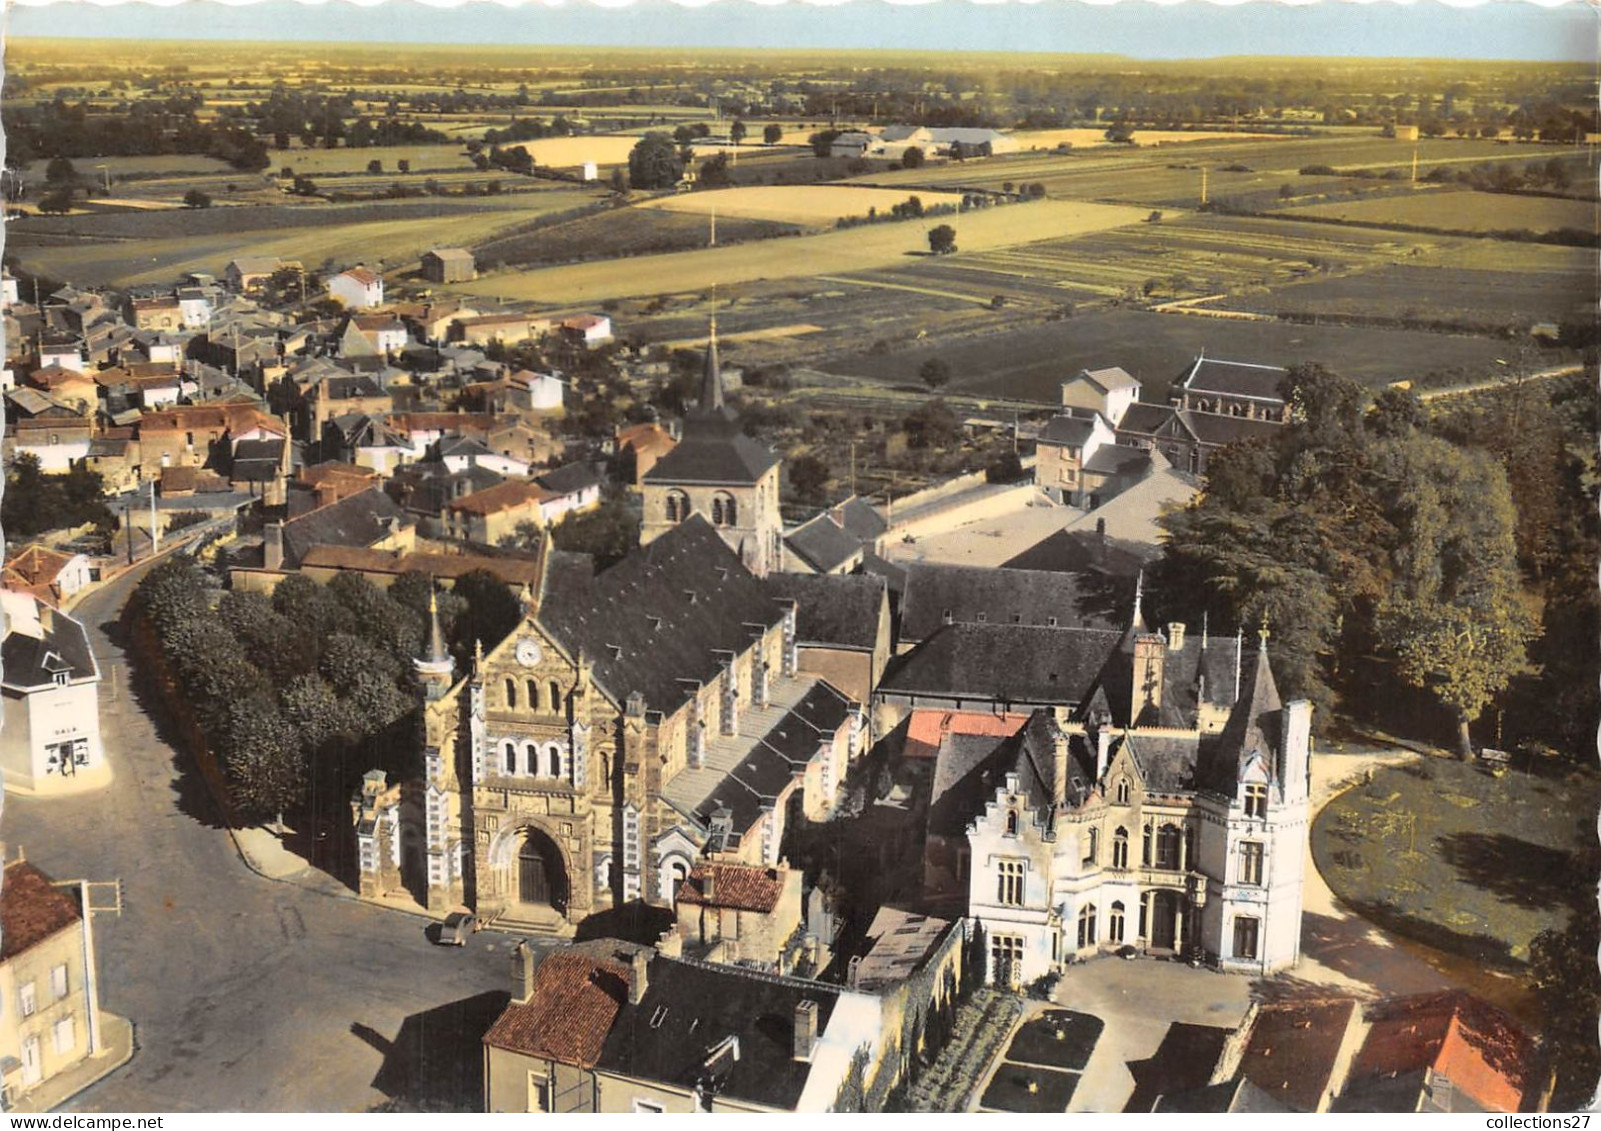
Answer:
1056;959;1254;1112
6;560;553;1111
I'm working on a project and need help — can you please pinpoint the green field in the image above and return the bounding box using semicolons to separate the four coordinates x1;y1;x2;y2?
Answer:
6;191;608;286
822;306;1526;401
1285;188;1597;234
269;144;477;176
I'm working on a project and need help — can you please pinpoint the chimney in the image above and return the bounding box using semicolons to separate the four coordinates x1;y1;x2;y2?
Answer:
510;941;539;1004
793;999;819;1062
264;521;285;570
1168;622;1186;652
1095;726;1111;781
702;867;717;904
315;481;338;509
1051;723;1069;807
655;925;683;959
1281;699;1313;802
629;949;651;1006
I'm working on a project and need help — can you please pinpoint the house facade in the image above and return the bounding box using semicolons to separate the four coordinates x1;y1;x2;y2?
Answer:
327;267;384;309
0;593;105;795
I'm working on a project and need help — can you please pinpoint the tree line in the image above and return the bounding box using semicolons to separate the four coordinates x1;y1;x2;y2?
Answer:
1152;366;1596;761
128;561;523;828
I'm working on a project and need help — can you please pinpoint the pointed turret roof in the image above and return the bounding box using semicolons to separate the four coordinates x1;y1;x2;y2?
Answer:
415;584;455;681
642;317;779;487
1198;629;1282;792
688;314;738;430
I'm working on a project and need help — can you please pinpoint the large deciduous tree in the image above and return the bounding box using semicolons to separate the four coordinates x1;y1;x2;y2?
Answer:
627;132;683;190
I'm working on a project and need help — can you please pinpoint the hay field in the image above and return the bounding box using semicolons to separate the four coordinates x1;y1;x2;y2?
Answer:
1008;128;1287;149
448;199;1150;305
640;185;966;226
519;135;643;167
1283;189;1597;234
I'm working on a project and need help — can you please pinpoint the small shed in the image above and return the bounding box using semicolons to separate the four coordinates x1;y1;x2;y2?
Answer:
421;248;477;284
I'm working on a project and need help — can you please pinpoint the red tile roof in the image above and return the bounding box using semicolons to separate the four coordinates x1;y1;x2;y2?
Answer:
904;710;1029;760
1353;991;1533;1113
445;480;552;516
1;862;82;962
341;267;381;287
675;862;785;913
1238;998;1359;1111
482;951;629;1067
617;423;677;459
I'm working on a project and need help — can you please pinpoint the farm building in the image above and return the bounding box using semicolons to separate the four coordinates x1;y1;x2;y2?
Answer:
420;248;477;284
224;257;288;292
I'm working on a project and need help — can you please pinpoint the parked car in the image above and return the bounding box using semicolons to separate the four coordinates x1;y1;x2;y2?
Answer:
437;912;477;946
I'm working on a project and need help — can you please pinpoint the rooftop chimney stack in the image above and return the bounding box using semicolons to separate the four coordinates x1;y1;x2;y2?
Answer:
629;949;650;1006
793;999;819;1062
1095;726;1111;782
1168;622;1186;652
511;941;539;1004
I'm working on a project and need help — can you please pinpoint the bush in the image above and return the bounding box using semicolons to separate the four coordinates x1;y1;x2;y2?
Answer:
1299;163;1338;176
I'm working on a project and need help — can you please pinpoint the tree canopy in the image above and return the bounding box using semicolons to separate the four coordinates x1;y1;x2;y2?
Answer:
627;132;683;190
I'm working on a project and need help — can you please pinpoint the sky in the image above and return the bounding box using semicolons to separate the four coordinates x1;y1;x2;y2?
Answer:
3;0;1595;61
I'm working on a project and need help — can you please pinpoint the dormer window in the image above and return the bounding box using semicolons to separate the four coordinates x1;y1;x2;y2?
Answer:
53;670;70;688
1243;783;1268;819
976;612;987;623
1005;810;1018;836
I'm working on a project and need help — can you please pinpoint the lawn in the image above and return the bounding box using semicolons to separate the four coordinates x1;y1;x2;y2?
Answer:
1312;757;1599;968
1003;1010;1104;1071
1285;188;1597;235
640;184;966;227
979;1064;1081;1112
472;206;802;271
449;198;1150;305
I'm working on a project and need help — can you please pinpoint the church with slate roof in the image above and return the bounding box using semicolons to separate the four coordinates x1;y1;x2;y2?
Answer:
353;336;866;935
950;588;1310;983
640;318;784;577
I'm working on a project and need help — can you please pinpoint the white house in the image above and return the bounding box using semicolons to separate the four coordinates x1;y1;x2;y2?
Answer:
38;343;84;372
561;314;613;349
0;592;106;795
507;369;564;412
1;272;20;309
434;436;530;479
953;609;1309;985
327;267;385;310
1061;367;1141;428
176;287;213;330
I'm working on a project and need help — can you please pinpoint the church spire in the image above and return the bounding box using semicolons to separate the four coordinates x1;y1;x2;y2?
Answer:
426;585;448;666
414;580;455;691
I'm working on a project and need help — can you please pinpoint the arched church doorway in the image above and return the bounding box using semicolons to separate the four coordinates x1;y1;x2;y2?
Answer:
516;829;568;914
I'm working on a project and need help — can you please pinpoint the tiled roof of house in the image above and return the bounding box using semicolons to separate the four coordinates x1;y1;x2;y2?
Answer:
445;480;551;516
1236;998;1359;1112
1000;528;1158;577
482;949;631;1067
339;267;381;287
426;247;476;263
536;462;603;497
596;955;841;1111
4;544;75;591
903;709;1028;761
1154;1079;1294;1113
300;545;547;588
1079;365;1140;392
280;487;408;569
675;862;786;912
1;862;83;962
1;603;96;689
617;423;677;460
1039;414;1102;447
1342;991;1534;1114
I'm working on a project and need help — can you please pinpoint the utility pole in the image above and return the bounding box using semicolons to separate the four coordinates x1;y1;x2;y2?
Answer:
149;477;159;555
1200;167;1208;205
849;442;857;496
1411;145;1419;184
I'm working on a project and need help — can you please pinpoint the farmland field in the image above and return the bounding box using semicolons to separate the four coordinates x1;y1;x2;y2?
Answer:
1283;188;1597;233
473;206;802;270
449;198;1150;305
1007;127;1289;149
639;184;966;227
821;306;1528;401
68;153;240;179
6;191;608;286
269;144;477;175
1213;261;1594;328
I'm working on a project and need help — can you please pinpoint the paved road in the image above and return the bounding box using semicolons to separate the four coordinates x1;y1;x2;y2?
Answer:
6;560;541;1112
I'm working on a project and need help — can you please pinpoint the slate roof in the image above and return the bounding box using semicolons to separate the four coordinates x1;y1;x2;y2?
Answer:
642;427;781;486
1177;356;1288;403
1039;414;1101;447
1235;998;1359;1112
1082;444;1152;477
927;730;1023;838
834;496;888;544
1079;365;1140;392
1;607;97;690
596;955;840;1111
1195;641;1281;793
482;946;633;1068
766;572;885;651
436;435;497;461
1001;529;1159;577
536;462;603;497
539;516;787;717
683;680;856;840
880;622;1121;707
783;512;863;574
445;480;550;516
425;247;476;264
299;545;546;588
900;563;1120;645
1;862;83;962
390;463;507;515
279;487;407;569
851;908;956;993
1080;626;1244;731
675;862;785;913
1154;1079;1293;1113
